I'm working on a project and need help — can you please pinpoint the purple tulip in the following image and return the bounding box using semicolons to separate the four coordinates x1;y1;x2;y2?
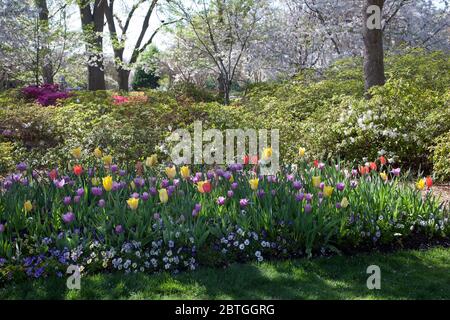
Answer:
20;178;29;186
295;192;305;202
62;212;75;224
115;225;124;234
54;179;66;189
305;193;313;202
134;177;145;188
257;189;266;198
149;187;157;196
286;174;294;182
207;171;215;180
131;192;140;199
239;198;249;208
231;182;238;190
74;196;81;204
391;168;401;177
16;162;28;171
98;199;106;208
63;196;72;206
119;169;127;177
217;196;226;206
215;169;224;177
167;185;175;196
153;213;160;220
293;181;302;190
223;171;231;180
110;164;118;173
173;179;180;187
336;182;345;191
319;182;325;190
227;190;234;198
2;129;12;136
318;162;325;170
76;188;84;197
141;192;150;201
335;202;342;209
161;179;169;188
304;204;312;213
318;192;324;199
91;187;103;197
112;182;121;191
271;189;277;196
194;203;202;212
0;224;5;233
3;179;13;190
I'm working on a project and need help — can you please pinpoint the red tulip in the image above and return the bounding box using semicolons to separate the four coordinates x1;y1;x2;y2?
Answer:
201;180;212;193
359;166;369;175
369;162;377;171
73;165;83;176
49;169;58;181
313;160;319;168
243;155;249;165
379;156;387;165
426;176;433;189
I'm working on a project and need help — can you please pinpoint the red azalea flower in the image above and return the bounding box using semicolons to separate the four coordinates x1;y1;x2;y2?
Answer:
313;160;319;168
369;162;377;171
243;155;249;165
73;165;83;176
379;156;387;165
426;176;433;189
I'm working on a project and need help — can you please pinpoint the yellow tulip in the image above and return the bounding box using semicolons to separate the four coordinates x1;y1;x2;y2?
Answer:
94;147;102;158
92;177;100;186
341;197;349;208
380;172;388;181
127;198;139;210
102;155;113;166
229;174;234;183
24;200;33;212
262;147;272;161
145;154;158;167
312;176;321;188
165;166;176;179
249;178;259;190
180;166;190;179
299;147;306;157
416;179;426;191
71;147;82;159
159;188;169;204
324;186;334;197
130;181;136;190
102;176;113;192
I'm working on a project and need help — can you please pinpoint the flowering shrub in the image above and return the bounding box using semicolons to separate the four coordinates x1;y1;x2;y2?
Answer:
22;84;70;106
0;149;448;283
432;132;450;181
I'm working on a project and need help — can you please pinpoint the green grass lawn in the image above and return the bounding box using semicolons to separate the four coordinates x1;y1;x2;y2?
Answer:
1;247;449;300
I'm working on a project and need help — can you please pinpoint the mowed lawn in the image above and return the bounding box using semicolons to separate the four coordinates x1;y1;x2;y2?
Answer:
1;247;449;300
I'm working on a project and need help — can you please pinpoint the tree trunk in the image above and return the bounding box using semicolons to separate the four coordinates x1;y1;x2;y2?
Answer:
363;0;385;94
79;0;106;91
35;0;54;84
118;68;130;91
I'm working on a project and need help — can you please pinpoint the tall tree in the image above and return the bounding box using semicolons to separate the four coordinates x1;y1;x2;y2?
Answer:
363;0;385;93
105;0;178;91
78;0;106;90
35;0;54;84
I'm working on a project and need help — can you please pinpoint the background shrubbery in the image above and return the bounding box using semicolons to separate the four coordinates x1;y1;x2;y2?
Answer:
1;50;449;179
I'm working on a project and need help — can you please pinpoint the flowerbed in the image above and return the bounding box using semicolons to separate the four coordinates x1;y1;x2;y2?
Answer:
0;148;449;284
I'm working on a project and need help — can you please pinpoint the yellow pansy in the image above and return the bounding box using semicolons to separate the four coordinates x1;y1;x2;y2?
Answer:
380;172;388;181
262;147;272;161
416;179;426;191
299;147;306;157
159;188;169;204
127;198;139;210
180;166;190;179
103;155;113;166
324;186;334;197
94;147;102;158
24;200;33;212
312;176;321;188
102;176;113;192
145;154;158;167
341;197;349;208
249;178;259;191
165;166;176;179
71;147;82;159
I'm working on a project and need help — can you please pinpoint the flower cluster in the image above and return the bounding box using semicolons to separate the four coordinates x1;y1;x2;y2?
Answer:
0;147;448;283
22;84;70;106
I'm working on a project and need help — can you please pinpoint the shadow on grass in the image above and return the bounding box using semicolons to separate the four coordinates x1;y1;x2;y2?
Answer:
1;248;449;300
